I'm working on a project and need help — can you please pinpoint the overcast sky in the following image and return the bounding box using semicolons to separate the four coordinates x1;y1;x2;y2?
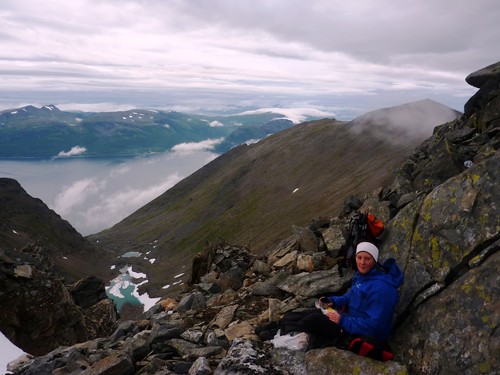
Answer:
1;0;498;117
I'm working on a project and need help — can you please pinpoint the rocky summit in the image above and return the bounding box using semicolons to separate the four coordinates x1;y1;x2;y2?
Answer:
2;61;499;375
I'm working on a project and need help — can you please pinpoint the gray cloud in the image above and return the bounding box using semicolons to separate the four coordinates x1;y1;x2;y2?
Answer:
0;0;496;116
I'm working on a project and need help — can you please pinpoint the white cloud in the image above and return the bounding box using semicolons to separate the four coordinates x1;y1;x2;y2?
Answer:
109;164;131;177
171;138;224;153
81;173;182;232
209;120;224;127
56;146;87;157
53;178;103;216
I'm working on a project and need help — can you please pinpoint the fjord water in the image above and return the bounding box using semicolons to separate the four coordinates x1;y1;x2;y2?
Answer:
0;150;217;236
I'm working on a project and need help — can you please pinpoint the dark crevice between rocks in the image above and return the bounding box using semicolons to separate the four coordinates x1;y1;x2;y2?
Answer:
402;195;427;274
393;280;442;330
443;235;499;286
391;198;429;331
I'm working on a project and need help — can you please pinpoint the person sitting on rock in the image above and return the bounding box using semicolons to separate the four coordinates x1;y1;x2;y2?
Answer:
256;242;403;352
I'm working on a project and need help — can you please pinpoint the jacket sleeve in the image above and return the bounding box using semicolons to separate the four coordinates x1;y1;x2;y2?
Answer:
338;283;396;340
327;289;351;310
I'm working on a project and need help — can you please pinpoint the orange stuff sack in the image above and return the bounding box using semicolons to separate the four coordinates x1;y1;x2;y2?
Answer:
367;213;384;238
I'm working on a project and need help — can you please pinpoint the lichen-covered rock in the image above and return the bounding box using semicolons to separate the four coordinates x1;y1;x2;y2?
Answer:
81;299;118;339
305;347;408;375
392;251;499;375
270;348;307;375
410;153;498;281
214;339;279;375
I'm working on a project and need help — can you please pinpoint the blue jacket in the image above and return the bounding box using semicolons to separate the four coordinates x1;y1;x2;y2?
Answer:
327;258;403;341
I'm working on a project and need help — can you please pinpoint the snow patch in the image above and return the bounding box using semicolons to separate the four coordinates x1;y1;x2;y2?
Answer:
121;251;142;258
106;266;160;312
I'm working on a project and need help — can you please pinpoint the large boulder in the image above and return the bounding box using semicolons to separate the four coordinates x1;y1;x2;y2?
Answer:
0;249;88;355
382;162;500;373
392;252;499;375
68;276;108;308
0;246;117;356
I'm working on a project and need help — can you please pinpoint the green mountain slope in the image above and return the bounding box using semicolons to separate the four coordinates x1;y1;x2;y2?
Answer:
88;99;461;297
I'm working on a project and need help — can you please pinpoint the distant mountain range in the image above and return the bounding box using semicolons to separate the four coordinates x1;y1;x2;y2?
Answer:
0;105;329;158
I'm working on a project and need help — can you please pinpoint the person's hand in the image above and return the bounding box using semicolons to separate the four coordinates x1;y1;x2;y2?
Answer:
326;309;341;324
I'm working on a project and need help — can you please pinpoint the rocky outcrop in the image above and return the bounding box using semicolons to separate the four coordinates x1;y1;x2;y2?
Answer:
5;62;500;374
0;244;117;356
376;61;500;375
0;177;113;284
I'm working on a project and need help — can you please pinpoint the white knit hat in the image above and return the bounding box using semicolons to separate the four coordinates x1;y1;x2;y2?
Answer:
356;242;379;262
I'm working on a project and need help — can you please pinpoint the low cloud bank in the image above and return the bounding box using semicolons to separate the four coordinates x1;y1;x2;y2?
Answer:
236;107;336;124
350;99;461;141
171;138;224;153
38;149;218;235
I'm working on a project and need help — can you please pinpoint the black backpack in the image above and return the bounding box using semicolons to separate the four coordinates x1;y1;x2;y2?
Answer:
336;211;384;276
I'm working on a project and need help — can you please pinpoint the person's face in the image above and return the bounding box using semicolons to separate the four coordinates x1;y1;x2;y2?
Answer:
356;252;376;274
